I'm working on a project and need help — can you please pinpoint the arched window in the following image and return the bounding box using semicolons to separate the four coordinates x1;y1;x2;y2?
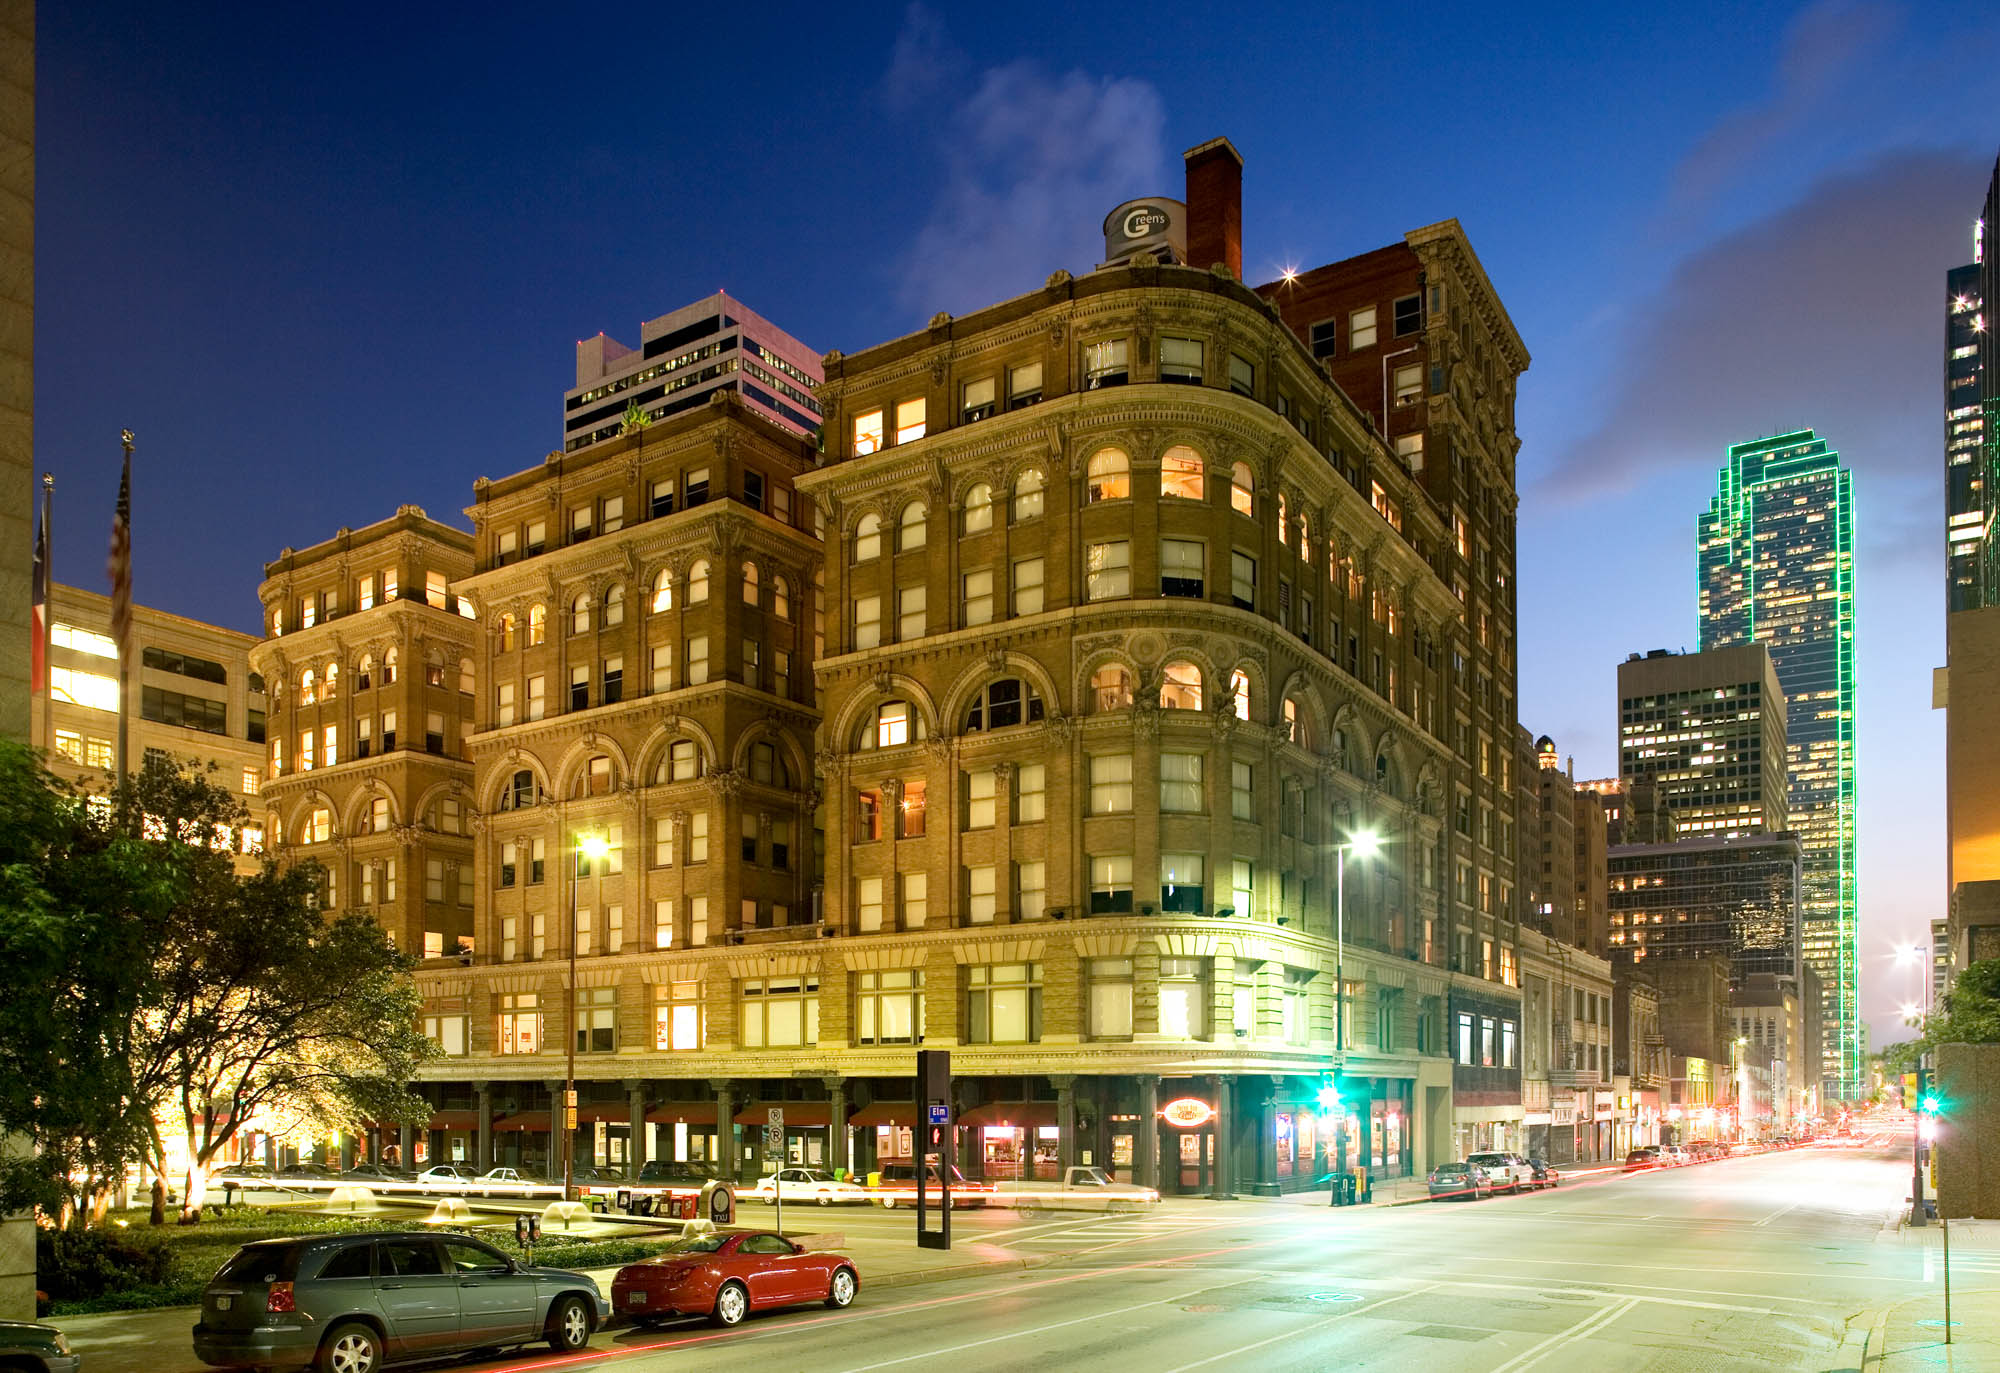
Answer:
1281;697;1305;747
1011;469;1044;522
382;647;398;684
497;614;517;652
357;654;374;691
322;662;338;699
499;769;540;810
424;649;445;687
575;755;614;798
306;806;331;843
860;699;922;750
1231;462;1254;516
604;583;625;627
962;678;1044;732
651;568;673;614
1091;664;1133;711
899;502;928;551
1087;449;1129;502
962;484;993;534
749;739;791;787
367;796;390;834
772;575;791;620
1159;445;1204;500
742;560;760;605
570;592;591;636
1332;725;1349;769
527;606;546;646
299;668;316;705
688;560;710;604
1278;492;1290;547
654;739;703;784
1298;513;1312;564
1376;752;1397;796
853;514;883;562
1229;669;1251;720
1160;661;1203;711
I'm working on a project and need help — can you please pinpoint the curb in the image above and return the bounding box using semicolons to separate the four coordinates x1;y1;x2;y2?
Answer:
867;1253;1058;1290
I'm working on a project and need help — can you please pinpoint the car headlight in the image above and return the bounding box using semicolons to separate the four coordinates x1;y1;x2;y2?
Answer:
51;1335;71;1355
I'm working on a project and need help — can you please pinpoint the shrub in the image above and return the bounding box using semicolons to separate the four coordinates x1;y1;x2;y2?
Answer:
36;1228;173;1303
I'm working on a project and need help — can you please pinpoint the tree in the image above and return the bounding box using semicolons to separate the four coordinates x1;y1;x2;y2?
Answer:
1926;959;2000;1049
0;746;438;1224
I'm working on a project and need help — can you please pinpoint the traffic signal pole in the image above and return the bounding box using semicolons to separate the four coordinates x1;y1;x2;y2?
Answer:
1911;1067;1929;1228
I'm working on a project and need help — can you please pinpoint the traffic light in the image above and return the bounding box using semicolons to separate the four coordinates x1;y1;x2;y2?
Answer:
1921;1092;1942;1115
1317;1082;1342;1114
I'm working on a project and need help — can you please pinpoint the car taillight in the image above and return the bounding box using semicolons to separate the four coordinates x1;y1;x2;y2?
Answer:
267;1282;295;1313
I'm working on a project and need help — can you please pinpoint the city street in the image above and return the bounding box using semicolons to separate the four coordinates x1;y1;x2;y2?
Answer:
465;1137;1917;1372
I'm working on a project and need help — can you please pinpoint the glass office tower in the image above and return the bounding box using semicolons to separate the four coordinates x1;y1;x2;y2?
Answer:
1697;431;1857;1101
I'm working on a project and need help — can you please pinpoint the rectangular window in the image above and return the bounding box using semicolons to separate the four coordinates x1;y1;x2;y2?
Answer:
853;409;885;456
741;471;764;513
1159;336;1203;383
654;981;702;1051
857;875;885;932
1349;306;1378;350
649;479;674;520
602;655;623;705
601;494;625;533
901;871;928;928
573;985;617;1054
1012;557;1044;616
962;569;993;626
1086;541;1130;601
965;769;996;829
1008;361;1043;408
525;676;544;721
856;969;925;1045
894;397;927;445
1016;860;1046;921
1160;538;1204;598
1159;751;1203;812
1393;293;1422;335
495;682;516;727
738;976;820;1048
683;467;710;507
1015;763;1046;823
857;790;882;842
1228;353;1255;396
1089;958;1135;1037
650;644;672;693
966;864;997;923
687;810;707;863
1083;338;1129;388
966;963;1042;1043
739;638;759;691
962;376;996;422
1089;753;1132;813
898;585;926;640
854;596;882;650
741;813;759;864
497;993;540;1055
686;635;709;685
569;666;589;713
1231;551;1256;609
897;779;927;838
1456;1011;1474;1066
1393;363;1422;405
1231;860;1253;919
1160;854;1204;913
1090;855;1133;914
1231;760;1253;820
1309;319;1339;359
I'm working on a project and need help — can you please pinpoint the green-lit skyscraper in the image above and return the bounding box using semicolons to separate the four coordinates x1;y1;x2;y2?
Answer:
1697;431;1857;1102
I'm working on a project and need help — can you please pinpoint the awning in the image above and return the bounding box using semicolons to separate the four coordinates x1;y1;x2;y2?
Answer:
428;1110;481;1131
848;1103;919;1128
576;1103;633;1124
959;1102;1056;1129
493;1112;551;1133
733;1101;832;1127
646;1103;719;1125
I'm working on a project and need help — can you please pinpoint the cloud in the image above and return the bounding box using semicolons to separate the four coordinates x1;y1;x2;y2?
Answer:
882;3;961;115
1671;0;1901;211
1529;147;1985;514
887;13;1167;321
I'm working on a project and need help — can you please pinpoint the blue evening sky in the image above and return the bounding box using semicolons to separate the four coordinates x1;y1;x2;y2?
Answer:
34;1;2000;1046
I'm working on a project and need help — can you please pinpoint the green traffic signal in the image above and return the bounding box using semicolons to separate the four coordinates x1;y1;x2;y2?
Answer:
1920;1093;1941;1114
1317;1085;1342;1114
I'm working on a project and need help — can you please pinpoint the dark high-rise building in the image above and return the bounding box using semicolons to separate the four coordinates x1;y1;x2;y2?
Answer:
1946;260;1985;611
1698;430;1857;1102
1607;833;1804;987
1616;645;1788;839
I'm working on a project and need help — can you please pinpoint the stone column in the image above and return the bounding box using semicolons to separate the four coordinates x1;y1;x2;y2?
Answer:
476;1082;494;1173
825;1076;849;1176
397;1122;413;1171
1253;1076;1280;1195
625;1079;649;1172
340;1134;357;1171
1136;1075;1160;1189
713;1079;738;1182
1054;1075;1077;1174
1208;1074;1236;1200
546;1078;566;1179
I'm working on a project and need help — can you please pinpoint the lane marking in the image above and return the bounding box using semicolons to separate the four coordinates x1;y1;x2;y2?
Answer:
1157;1282;1446;1373
1486;1297;1639;1373
1754;1201;1805;1228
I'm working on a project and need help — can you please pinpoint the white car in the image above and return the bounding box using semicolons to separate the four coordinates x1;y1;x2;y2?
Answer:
1659;1145;1692;1166
474;1166;544;1195
749;1167;871;1207
416;1164;475;1187
1465;1152;1537;1193
1003;1166;1162;1215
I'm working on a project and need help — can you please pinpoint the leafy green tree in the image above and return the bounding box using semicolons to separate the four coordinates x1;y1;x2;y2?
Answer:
1926;959;2000;1049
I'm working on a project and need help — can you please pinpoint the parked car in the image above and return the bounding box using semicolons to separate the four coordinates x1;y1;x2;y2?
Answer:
869;1163;994;1209
274;1163;331;1181
191;1231;609;1373
1623;1147;1662;1172
1659;1145;1691;1167
1003;1166;1161;1215
570;1166;628;1187
211;1163;272;1181
474;1167;550;1196
0;1320;80;1373
634;1160;720;1186
1427;1161;1492;1200
339;1164;408;1183
1526;1156;1561;1188
611;1231;858;1328
747;1168;871;1207
415;1164;475;1188
1466;1152;1537;1193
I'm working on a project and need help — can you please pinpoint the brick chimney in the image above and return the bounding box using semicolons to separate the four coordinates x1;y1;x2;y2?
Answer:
1183;137;1242;278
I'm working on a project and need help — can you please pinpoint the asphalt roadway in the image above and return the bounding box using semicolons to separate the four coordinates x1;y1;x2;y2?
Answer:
450;1133;1919;1372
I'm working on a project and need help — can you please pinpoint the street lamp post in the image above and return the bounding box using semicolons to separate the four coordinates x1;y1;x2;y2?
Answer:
564;831;610;1203
1328;828;1381;1207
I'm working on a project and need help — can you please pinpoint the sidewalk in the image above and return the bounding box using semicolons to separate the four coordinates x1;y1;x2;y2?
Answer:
1865;1217;2000;1371
52;1230;1050;1373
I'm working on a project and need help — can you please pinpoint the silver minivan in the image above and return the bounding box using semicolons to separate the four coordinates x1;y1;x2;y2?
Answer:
192;1231;610;1373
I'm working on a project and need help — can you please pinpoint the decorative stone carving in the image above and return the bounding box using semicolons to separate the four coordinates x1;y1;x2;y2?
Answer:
711;770;742;799
1045;270;1073;291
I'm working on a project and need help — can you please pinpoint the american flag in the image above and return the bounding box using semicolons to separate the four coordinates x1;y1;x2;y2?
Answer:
30;494;46;692
108;433;132;654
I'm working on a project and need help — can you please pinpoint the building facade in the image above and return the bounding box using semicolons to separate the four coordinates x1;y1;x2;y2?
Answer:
1616;645;1787;838
1697;430;1858;1100
566;292;823;453
1518;926;1617;1165
1947;259;1985;612
1607;832;1804;984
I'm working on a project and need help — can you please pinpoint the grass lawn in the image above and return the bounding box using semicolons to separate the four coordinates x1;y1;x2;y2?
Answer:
45;1204;678;1315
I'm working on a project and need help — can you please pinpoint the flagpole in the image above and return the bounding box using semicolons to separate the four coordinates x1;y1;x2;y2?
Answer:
39;472;51;755
111;431;133;809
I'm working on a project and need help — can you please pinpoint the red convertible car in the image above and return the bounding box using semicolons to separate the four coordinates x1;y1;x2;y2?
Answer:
611;1231;859;1327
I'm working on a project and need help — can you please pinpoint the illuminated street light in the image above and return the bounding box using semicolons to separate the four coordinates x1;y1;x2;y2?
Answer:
1329;827;1381;1207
